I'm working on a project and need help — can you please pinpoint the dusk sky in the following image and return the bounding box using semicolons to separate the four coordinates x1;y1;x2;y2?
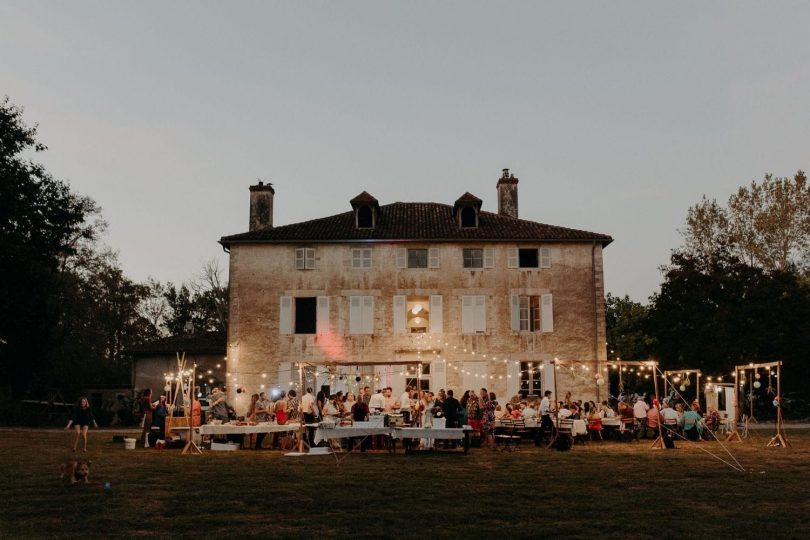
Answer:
3;1;808;301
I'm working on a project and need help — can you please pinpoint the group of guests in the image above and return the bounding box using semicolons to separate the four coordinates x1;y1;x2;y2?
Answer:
614;395;722;441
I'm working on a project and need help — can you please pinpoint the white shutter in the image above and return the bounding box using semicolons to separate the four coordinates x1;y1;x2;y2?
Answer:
396;248;407;269
507;360;520;398
362;296;374;334
541;293;554;332
429;295;443;333
393;295;406;334
349;296;362;334
428;247;440;268
279;296;292;334
363;249;373;268
277;362;291;390
316;296;329;334
540;248;551;268
474;295;486;333
295;249;305;270
431;360;446;392
305;248;315;269
483;247;495;268
507;248;519;268
510;294;520;331
461;296;475;334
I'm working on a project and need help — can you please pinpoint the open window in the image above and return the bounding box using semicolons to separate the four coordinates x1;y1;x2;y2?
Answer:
294;297;317;334
350;191;379;229
453;192;482;229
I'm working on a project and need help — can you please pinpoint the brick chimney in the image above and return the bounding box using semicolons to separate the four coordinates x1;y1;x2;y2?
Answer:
496;168;518;218
249;181;275;231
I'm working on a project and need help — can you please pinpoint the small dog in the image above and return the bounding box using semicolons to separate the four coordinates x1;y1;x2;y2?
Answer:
61;460;91;485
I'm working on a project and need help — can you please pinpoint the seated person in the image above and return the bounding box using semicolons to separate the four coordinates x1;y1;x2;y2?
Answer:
680;405;704;441
557;402;573;419
521;401;537;419
569;403;581;420
704;407;720;432
645;404;661;437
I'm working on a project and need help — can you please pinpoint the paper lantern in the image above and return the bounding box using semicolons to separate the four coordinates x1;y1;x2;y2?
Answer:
163;384;171;392
596;378;605;386
679;385;686;392
753;381;761;389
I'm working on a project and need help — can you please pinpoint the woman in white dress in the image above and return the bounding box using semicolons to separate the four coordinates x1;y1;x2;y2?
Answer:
420;391;435;449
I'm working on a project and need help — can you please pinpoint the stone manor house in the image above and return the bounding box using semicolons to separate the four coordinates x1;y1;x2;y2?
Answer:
219;170;612;410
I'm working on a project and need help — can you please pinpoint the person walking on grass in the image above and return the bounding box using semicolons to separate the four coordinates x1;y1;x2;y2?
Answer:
139;388;156;448
65;396;98;452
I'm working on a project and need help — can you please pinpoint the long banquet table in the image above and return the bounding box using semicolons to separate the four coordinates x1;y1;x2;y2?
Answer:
199;422;301;436
312;425;473;454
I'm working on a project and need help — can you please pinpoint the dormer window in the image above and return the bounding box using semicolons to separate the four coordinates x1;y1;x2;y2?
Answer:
350;191;379;229
453;192;482;229
357;205;373;228
460;207;477;228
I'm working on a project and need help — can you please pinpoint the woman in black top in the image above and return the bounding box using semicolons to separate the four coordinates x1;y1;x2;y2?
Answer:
65;396;97;452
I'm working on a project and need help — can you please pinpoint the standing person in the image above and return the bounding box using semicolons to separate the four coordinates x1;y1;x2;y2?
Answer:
350;394;370;452
633;397;650;436
286;390;300;422
300;387;317;445
209;387;232;422
399;385;413;422
343;392;357;418
481;389;497;448
139;389;156;448
459;391;470;427
443;390;460;428
191;395;202;427
153;394;169;437
362;386;372;405
65;397;97;452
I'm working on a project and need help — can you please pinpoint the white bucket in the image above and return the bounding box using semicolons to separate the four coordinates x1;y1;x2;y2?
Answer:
124;438;136;450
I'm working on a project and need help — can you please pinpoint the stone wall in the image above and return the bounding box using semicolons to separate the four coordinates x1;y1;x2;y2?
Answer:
225;241;608;412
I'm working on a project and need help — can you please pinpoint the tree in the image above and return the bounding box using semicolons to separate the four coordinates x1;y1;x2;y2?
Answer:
605;293;655;362
647;252;810;394
0;96;104;398
681;171;810;272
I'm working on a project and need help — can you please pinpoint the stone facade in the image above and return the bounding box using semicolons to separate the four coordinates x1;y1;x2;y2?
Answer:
222;176;610;413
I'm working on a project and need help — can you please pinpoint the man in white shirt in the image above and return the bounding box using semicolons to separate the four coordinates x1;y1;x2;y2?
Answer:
398;385;413;422
558;404;572;419
368;389;385;411
382;387;396;412
633;397;650;420
521;402;537;418
538;390;553;444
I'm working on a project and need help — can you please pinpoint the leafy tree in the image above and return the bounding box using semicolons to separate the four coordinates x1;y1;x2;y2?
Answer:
681;171;810;271
0;97;103;398
605;293;655;361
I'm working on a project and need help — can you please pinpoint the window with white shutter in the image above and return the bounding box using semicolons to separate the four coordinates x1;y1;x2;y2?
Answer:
316;296;329;334
507;248;519;268
396;248;407;269
352;248;373;269
540;247;551;269
428;248;440;268
462;295;486;334
295;248;315;270
349;295;374;334
393;295;406;333
279;296;292;335
510;294;520;331
541;293;554;332
483;247;495;268
429;295;443;333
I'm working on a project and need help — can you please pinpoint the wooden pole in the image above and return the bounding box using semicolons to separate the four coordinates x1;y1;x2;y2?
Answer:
182;363;202;455
766;361;789;448
546;359;560;449
726;367;742;442
651;362;664;449
696;372;701;411
748;373;758;423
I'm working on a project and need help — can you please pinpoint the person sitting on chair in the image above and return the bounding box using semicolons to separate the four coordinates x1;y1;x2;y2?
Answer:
680;403;704;441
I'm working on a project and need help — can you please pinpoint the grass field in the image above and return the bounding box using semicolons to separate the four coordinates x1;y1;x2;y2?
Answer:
2;428;809;539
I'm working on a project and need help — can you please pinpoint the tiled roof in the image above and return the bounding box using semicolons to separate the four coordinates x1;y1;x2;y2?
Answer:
221;202;612;246
126;332;226;357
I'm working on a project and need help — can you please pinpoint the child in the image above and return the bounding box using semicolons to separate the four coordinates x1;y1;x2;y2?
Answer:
65;397;98;452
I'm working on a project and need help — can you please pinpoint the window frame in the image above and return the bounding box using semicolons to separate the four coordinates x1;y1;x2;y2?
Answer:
518;248;539;268
351;248;373;269
463;248;484;268
295;248;315;270
407;248;429;268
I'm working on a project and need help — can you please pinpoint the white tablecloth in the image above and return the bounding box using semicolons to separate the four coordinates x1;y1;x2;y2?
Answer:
199;423;301;436
392;427;468;440
313;426;392;444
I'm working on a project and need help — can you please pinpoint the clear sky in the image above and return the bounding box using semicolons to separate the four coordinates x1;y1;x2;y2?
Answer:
3;1;808;302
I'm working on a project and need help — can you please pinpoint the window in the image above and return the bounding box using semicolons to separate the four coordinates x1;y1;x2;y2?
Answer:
349;295;374;334
407;363;431;391
520;362;542;397
460;206;477;228
352;248;372;269
407;249;428;268
519;248;538;268
510;293;554;333
461;295;486;333
357;205;373;228
463;248;483;268
295;248;314;270
294;297;317;334
518;295;541;332
508;247;551;269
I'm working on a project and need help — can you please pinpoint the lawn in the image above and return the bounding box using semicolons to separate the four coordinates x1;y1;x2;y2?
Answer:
2;428;810;539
